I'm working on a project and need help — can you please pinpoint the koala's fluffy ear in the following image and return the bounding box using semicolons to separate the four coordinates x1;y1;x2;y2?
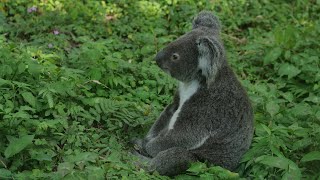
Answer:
197;36;224;86
192;11;221;31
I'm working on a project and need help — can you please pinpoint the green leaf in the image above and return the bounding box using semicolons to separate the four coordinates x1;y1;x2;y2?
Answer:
0;169;12;178
17;63;26;74
292;138;312;151
278;63;301;79
57;162;74;177
301;151;320;162
21;92;36;108
46;93;54;108
290;103;312;116
187;162;206;173
86;166;105;180
257;155;287;169
106;151;121;163
27;61;42;76
90;68;102;80
304;94;320;103
257;155;301;179
4;135;34;158
266;101;280;116
263;47;282;64
0;78;10;86
280;92;294;102
30;149;56;161
65;152;98;163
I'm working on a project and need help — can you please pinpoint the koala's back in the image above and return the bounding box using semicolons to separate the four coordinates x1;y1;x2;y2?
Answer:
178;65;254;170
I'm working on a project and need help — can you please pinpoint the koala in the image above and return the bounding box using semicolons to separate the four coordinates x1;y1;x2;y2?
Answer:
132;11;254;176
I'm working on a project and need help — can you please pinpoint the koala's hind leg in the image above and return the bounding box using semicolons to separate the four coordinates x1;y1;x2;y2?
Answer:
149;147;197;176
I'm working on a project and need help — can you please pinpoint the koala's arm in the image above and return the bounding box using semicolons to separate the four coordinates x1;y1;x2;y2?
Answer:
145;117;211;157
132;92;179;156
145;92;180;141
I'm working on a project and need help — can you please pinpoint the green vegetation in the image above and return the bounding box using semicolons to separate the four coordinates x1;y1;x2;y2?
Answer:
0;0;319;179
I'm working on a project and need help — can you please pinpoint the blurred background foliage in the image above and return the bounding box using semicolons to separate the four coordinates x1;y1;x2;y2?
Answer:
0;0;319;179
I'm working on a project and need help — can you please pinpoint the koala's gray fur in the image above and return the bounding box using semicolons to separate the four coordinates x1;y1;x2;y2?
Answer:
132;11;254;176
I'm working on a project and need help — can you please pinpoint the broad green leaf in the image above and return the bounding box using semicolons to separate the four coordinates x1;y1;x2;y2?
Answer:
316;111;320;120
106;151;121;163
30;149;56;161
86;166;105;180
290;103;312;116
175;174;198;180
263;47;282;64
17;63;26;74
187;162;206;173
57;162;74;177
280;92;294;102
90;68;102;80
0;169;11;178
292;138;312;151
65;152;98;163
27;61;42;76
301;151;320;162
257;155;301;179
208;166;239;178
266;101;280;116
284;50;291;60
256;155;289;169
12;110;31;119
304;94;320;103
278;63;301;79
21;92;36;108
4;135;34;158
0;78;10;86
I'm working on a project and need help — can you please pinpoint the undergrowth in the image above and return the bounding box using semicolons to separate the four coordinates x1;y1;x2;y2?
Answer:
0;0;319;179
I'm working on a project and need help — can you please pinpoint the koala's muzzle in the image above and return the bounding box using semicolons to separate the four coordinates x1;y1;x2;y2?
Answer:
154;50;168;70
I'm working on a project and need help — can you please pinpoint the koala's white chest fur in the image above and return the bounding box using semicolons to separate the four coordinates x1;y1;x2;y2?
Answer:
168;80;200;130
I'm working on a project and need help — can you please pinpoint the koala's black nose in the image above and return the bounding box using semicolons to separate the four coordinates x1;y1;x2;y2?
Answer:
154;50;165;64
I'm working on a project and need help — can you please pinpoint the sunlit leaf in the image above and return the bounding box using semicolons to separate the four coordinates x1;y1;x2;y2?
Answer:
187;162;206;173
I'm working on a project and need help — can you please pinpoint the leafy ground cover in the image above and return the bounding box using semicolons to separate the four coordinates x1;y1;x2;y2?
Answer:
0;0;319;179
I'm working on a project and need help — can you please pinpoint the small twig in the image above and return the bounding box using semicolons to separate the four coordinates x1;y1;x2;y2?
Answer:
83;80;110;90
0;159;7;169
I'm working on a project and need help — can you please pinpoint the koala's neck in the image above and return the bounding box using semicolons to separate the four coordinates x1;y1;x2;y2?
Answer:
178;80;200;105
168;80;199;130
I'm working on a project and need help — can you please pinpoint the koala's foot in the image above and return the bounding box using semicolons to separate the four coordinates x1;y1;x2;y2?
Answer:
130;149;151;170
149;147;198;176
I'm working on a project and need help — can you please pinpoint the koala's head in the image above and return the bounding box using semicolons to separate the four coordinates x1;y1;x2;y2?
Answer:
154;11;225;86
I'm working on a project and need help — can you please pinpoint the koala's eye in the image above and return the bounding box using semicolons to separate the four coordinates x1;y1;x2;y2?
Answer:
171;53;180;61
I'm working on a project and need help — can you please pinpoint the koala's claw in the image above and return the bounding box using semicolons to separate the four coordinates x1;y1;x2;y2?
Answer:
130;138;151;157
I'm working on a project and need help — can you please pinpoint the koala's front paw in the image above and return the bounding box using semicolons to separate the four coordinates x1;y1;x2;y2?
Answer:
130;138;143;148
130;138;151;157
